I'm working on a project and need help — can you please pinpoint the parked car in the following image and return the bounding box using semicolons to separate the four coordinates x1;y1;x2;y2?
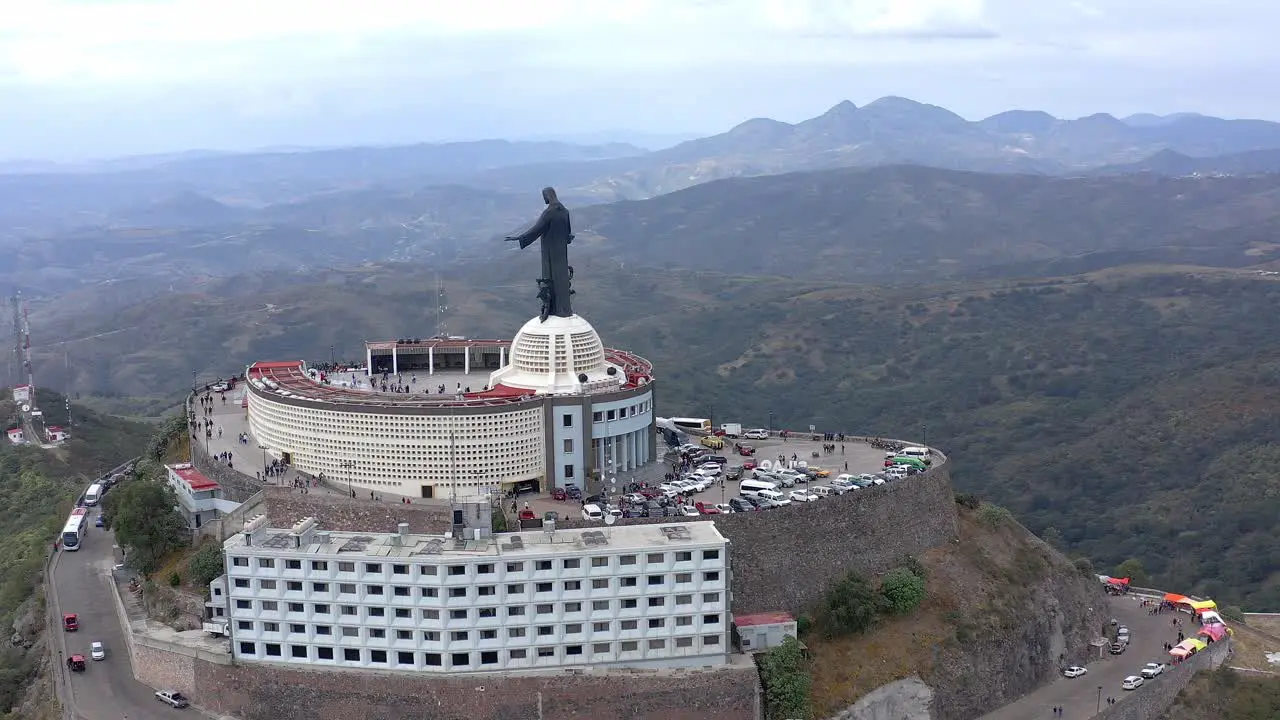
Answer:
551;488;567;501
1109;642;1127;655
156;690;190;708
789;490;818;502
728;498;752;513
1121;676;1144;690
1063;666;1088;678
63;613;78;631
712;503;734;514
677;505;700;517
1140;663;1165;679
90;641;105;661
744;429;769;440
700;435;724;449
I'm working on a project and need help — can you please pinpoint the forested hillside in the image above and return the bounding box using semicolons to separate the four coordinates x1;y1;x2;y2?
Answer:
0;391;151;716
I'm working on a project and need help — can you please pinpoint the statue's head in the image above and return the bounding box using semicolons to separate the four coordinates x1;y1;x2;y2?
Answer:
541;186;558;205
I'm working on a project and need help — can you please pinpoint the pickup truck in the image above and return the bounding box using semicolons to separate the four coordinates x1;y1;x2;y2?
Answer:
203;622;230;637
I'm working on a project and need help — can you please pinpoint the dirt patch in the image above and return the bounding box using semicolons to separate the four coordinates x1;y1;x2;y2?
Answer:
1226;624;1280;674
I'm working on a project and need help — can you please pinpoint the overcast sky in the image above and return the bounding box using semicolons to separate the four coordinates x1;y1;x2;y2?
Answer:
2;0;1277;161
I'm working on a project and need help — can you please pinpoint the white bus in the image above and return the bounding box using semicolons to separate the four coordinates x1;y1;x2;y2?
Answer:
669;417;712;434
83;483;104;506
61;508;88;551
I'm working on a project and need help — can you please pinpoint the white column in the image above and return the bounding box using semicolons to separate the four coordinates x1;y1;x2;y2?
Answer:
365;346;372;375
428;346;434;375
464;349;470;375
499;346;506;368
392;347;398;375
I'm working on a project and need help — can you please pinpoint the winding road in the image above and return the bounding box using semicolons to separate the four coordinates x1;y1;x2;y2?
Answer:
48;523;177;719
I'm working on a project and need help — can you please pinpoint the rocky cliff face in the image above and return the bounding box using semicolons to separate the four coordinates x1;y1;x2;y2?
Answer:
811;504;1107;720
920;525;1103;720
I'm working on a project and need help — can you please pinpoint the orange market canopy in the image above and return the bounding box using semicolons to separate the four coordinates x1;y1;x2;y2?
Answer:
1164;593;1189;603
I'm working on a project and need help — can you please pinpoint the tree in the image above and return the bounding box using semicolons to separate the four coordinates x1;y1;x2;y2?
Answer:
105;481;189;575
1041;526;1064;550
1113;558;1149;586
880;567;926;615
820;571;885;637
187;542;226;589
760;636;811;720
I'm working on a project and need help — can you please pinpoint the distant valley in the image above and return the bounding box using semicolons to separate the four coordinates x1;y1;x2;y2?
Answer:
8;97;1280;296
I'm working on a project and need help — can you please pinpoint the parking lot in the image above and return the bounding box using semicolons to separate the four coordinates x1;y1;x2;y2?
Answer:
520;431;914;520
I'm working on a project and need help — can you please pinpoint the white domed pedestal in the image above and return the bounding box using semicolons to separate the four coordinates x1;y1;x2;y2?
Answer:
489;315;625;395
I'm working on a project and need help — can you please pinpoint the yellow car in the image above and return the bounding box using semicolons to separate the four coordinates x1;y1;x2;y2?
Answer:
700;435;724;449
809;468;831;478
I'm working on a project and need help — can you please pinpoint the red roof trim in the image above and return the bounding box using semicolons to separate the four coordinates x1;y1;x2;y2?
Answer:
734;612;795;627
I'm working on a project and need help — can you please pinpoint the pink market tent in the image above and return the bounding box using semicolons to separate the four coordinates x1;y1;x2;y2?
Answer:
1198;624;1228;642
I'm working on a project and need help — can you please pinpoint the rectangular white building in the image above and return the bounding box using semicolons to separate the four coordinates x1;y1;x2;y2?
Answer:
219;517;732;673
165;463;242;530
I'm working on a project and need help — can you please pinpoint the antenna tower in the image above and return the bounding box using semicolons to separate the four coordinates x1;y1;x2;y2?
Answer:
9;294;20;389
22;300;35;411
435;271;448;339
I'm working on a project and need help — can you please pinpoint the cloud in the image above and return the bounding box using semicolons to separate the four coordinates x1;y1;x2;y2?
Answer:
0;0;1010;88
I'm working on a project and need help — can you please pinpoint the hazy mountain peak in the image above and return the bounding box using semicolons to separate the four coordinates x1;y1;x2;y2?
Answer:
821;100;859;117
1075;112;1127;128
979;110;1060;135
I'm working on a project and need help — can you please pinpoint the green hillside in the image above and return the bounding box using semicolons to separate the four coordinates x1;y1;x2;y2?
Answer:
26;261;1280;608
0;390;153;715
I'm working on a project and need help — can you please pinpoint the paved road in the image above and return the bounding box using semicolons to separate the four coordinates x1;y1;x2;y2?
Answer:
980;594;1192;720
50;525;175;720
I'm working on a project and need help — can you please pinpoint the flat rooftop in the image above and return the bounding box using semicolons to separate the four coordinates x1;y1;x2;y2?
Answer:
227;522;726;558
247;349;655;409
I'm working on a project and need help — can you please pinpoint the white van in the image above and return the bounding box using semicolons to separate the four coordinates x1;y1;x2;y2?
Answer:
739;479;779;497
582;504;604;521
757;489;790;505
83;483;104;506
902;446;930;459
809;485;833;498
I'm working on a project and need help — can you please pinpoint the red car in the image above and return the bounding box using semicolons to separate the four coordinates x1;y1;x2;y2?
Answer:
734;443;755;456
63;613;78;631
551;488;567;501
68;655;86;672
518;509;536;520
742;459;757;470
695;502;720;515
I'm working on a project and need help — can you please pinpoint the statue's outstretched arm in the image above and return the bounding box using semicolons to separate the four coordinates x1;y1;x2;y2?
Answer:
506;208;552;248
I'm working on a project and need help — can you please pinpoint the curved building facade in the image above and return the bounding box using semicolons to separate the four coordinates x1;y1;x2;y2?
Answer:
245;316;657;499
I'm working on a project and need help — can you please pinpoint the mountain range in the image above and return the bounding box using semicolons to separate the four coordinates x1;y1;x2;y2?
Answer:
8;96;1280;296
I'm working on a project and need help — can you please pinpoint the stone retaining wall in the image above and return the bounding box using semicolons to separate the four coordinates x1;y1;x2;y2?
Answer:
1093;640;1232;720
260;487;454;533
186;660;760;720
560;460;958;616
191;440;264;503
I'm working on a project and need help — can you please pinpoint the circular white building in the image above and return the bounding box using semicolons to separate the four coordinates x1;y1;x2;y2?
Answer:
244;313;656;500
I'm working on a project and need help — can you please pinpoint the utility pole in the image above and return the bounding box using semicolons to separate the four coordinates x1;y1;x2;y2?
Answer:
340;459;355;497
330;345;335;366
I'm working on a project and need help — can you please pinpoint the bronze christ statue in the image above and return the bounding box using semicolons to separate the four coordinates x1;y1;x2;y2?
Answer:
505;186;575;322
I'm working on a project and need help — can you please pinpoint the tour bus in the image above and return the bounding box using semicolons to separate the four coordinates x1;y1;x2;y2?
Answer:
61;508;88;551
670;418;712;434
83;483;104;506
